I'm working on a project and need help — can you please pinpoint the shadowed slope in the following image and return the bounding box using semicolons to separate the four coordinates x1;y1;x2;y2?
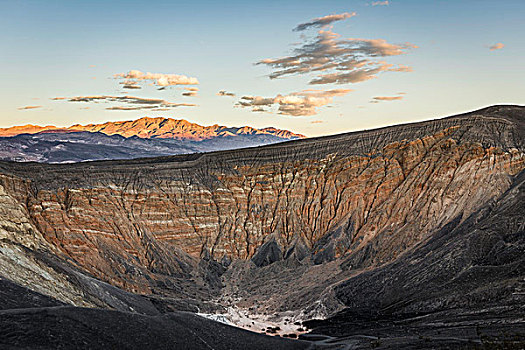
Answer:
0;279;315;350
304;169;525;348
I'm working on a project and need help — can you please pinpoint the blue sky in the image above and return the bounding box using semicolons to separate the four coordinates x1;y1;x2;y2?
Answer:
1;0;524;136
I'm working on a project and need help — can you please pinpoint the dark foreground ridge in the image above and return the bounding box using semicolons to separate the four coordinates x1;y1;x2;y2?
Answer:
0;280;314;350
0;105;523;349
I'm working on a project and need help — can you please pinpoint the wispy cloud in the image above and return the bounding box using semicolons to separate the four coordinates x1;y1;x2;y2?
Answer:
68;96;162;104
106;102;195;110
106;106;156;110
388;64;412;72
121;80;142;89
370;93;405;103
293;12;357;32
114;70;199;88
372;1;389;6
18;105;42;110
489;42;504;51
54;95;196;110
372;96;403;101
257;29;416;85
236;89;351;116
182;87;199;97
217;90;236;97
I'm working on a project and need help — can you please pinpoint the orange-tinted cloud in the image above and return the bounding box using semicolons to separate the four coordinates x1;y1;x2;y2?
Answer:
373;96;403;101
258;29;416;85
115;70;199;87
236;89;351;116
370;94;404;103
489;43;504;51
17;105;42;110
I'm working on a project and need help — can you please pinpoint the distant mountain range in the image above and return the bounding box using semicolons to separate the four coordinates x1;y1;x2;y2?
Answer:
0;117;305;163
0;117;304;140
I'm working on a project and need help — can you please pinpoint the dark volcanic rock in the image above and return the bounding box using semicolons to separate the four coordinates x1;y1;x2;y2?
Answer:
0;280;315;349
0;307;314;350
305;169;525;348
0;278;64;310
252;238;283;267
284;236;310;261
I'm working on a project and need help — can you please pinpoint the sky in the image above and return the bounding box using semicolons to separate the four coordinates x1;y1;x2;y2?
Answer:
1;0;524;137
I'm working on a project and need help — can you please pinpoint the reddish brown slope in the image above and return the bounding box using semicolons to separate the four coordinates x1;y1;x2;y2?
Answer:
0;105;523;297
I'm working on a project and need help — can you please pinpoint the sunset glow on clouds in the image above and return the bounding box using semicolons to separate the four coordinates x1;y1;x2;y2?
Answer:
369;92;405;103
489;43;505;51
17;105;42;110
257;30;416;85
115;70;199;87
236;89;351;116
244;11;416;115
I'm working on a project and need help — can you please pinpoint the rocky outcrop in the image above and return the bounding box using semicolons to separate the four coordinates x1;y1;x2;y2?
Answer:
251;238;282;267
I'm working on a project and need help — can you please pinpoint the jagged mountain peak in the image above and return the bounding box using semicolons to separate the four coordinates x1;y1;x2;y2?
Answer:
0;117;305;141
